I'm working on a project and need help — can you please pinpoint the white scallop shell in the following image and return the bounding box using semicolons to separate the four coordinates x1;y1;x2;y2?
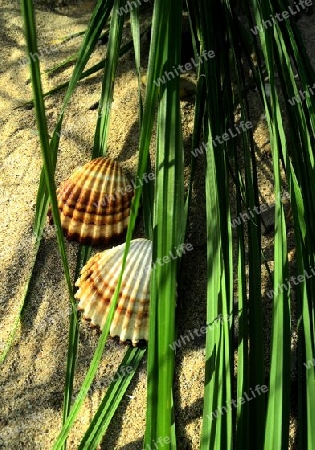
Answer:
75;238;152;345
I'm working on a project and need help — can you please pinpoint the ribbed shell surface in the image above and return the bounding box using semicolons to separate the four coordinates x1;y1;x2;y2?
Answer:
75;238;152;345
56;157;134;244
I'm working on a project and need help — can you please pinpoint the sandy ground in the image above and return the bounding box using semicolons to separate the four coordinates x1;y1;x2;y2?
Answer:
1;1;315;449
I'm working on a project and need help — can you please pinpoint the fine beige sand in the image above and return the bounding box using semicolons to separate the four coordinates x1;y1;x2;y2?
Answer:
1;1;315;449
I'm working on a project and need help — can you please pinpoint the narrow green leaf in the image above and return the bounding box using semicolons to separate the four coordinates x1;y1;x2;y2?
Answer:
78;348;146;450
145;0;184;447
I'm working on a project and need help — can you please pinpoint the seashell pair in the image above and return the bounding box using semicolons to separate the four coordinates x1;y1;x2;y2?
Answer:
55;158;151;344
53;157;134;245
75;238;152;345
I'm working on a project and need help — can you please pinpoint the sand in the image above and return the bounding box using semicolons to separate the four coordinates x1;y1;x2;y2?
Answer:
1;1;315;449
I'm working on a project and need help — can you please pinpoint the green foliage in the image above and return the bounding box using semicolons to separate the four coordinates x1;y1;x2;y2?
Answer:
11;0;315;448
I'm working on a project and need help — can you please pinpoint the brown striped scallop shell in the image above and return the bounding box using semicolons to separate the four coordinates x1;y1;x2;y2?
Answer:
75;238;152;345
54;157;134;245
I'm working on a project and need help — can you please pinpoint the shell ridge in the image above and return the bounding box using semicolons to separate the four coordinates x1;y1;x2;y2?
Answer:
76;238;152;344
55;157;134;244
